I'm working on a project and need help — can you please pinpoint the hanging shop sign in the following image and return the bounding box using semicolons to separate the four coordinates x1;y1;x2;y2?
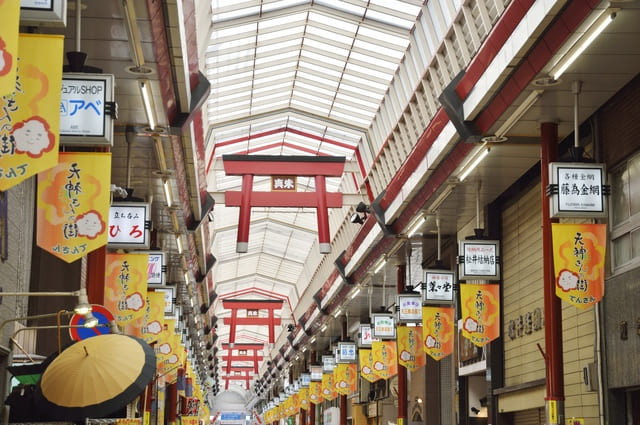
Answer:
458;240;500;281
552;223;606;308
397;293;422;323
300;373;310;388
333;363;357;395
372;313;396;339
0;1;19;96
146;251;167;286
322;355;335;373
337;341;357;363
397;326;425;371
422;306;455;360
0;34;63;191
310;365;323;381
358;349;377;383
423;269;455;303
107;202;151;249
460;284;500;347
37;152;111;263
371;340;398;380
60;73;115;146
20;0;67;26
359;323;373;347
548;162;608;218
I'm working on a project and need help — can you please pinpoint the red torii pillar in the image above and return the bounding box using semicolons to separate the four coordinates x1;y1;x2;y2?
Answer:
221;343;264;374
222;155;346;254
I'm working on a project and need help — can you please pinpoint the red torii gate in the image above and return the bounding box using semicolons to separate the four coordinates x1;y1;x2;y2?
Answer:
222;155;346;253
221;342;264;375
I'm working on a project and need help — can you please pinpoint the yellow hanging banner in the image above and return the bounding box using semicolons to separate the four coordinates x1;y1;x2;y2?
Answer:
552;223;606;309
309;381;322;405
143;291;166;344
321;373;337;400
460;284;500;347
397;326;426;371
422;306;455;360
0;0;19;95
371;340;398;380
359;348;377;383
334;363;357;395
104;253;149;326
37;152;111;263
299;388;309;410
0;34;63;191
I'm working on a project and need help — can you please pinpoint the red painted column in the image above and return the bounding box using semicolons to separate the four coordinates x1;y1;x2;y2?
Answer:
541;122;564;425
315;175;331;253
237;174;254;253
253;349;259;374
396;264;408;425
309;350;316;425
268;309;275;344
167;383;178;425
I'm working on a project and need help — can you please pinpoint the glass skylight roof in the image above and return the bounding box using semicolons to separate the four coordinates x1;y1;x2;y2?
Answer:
206;0;424;350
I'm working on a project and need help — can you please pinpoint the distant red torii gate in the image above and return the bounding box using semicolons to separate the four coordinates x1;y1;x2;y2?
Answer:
222;155;346;253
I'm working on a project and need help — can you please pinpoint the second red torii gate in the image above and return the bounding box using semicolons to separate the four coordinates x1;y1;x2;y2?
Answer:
222;155;346;253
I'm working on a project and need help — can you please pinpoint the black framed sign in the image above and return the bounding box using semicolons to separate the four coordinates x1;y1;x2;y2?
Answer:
458;240;500;281
20;0;67;26
423;269;455;303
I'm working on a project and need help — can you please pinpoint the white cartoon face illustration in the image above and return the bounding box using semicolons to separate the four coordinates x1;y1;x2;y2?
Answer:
373;361;385;371
399;350;411;361
425;335;436;348
168;354;179;364
557;269;579;292
339;381;347;388
158;343;171;354
12;117;54;157
147;321;162;335
126;292;144;311
362;365;372;374
76;211;104;239
463;317;478;333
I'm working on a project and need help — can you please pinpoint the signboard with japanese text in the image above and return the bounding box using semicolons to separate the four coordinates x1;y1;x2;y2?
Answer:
458;240;500;280
20;0;67;26
271;175;297;191
422;306;455;360
322;355;335;373
300;373;310;387
107;202;151;249
0;34;63;191
60;73;114;146
359;323;373;347
0;1;19;96
358;349;377;383
423;269;455;303
372;313;396;339
337;341;357;363
397;293;422;322
104;253;149;327
397;326;425;371
371;340;397;380
310;364;323;381
37;152;111;263
146;251;166;286
460;284;500;347
153;286;175;316
549;162;607;218
552;223;606;308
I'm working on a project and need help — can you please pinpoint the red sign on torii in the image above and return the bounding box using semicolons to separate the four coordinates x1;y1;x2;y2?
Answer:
222;155;346;254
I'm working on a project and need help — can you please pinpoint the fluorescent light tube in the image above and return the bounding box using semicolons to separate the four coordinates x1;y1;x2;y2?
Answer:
138;79;157;130
458;145;490;182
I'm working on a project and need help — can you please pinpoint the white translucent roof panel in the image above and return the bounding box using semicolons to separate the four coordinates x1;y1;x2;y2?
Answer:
207;0;424;347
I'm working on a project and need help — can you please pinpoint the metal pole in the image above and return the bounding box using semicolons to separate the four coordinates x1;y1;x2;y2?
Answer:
396;263;407;425
541;121;564;425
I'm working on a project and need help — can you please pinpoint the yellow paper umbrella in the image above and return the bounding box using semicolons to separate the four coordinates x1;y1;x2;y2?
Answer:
35;334;156;421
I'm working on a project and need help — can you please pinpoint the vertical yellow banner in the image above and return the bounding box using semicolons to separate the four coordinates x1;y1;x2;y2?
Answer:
0;0;19;95
309;381;322;404
299;388;309;410
37;152;111;262
143;291;166;344
371;340;398;380
460;284;500;347
321;373;337;400
397;326;426;371
104;253;149;326
0;34;63;191
552;223;606;308
333;363;357;395
359;348;377;383
422;306;455;360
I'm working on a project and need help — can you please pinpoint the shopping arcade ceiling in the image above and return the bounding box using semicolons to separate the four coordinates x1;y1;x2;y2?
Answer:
204;0;426;385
